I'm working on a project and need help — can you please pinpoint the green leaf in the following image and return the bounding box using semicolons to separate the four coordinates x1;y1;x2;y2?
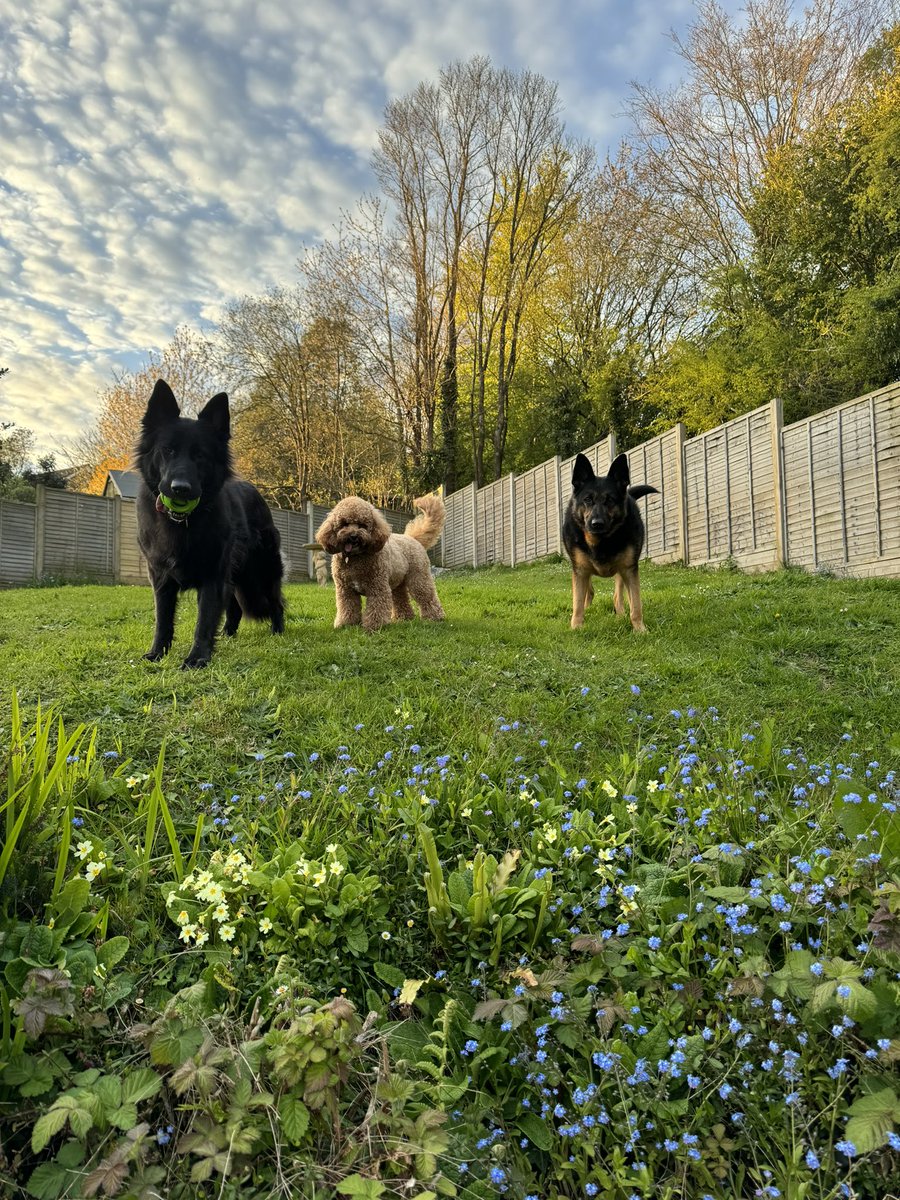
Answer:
20;1061;57;1097
704;887;748;903
31;1107;70;1154
52;878;91;928
278;1094;310;1146
101;971;136;1008
373;962;405;990
769;950;816;1000
346;927;369;955
516;1111;553;1151
20;925;55;965
94;1075;122;1111
25;1163;68;1200
96;936;130;970
109;1102;138;1131
336;1175;386;1198
3;1053;37;1085
121;1067;162;1105
4;957;33;994
845;1088;900;1153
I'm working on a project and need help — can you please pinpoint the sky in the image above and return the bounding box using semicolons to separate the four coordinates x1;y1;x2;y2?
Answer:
0;0;738;458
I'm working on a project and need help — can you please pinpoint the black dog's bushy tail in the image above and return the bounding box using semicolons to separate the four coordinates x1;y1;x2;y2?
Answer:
628;484;659;501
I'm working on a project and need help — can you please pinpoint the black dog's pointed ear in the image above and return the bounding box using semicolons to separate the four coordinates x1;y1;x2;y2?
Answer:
608;453;630;488
198;392;230;440
572;453;595;489
143;380;180;428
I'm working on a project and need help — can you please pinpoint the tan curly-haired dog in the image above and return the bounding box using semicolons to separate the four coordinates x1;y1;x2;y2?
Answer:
316;495;446;632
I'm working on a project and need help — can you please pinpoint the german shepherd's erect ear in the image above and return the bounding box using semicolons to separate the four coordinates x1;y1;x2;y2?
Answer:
198;393;231;441
143;380;180;429
607;453;631;489
571;453;596;489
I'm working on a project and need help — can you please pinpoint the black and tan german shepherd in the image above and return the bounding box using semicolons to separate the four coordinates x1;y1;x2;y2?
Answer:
135;380;286;669
562;453;658;633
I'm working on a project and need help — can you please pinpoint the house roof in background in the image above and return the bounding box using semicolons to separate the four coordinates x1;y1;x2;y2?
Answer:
106;470;141;499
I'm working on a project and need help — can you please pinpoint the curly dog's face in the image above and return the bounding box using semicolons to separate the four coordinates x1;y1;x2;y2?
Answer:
317;498;391;563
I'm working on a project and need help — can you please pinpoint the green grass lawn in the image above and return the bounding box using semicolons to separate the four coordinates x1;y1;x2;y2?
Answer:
1;560;898;766
2;561;899;1200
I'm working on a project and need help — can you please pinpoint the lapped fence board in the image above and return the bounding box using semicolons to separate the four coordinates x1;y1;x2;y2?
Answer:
682;403;778;569
782;382;900;572
41;488;116;580
0;499;36;584
621;427;683;563
475;477;512;567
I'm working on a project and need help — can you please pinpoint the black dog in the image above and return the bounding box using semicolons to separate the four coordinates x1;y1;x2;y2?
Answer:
562;453;658;633
135;380;286;669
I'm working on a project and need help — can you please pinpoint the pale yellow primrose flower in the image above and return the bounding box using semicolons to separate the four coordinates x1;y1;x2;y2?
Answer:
219;924;236;942
259;917;273;934
212;904;230;923
601;780;617;797
74;840;94;860
84;861;104;881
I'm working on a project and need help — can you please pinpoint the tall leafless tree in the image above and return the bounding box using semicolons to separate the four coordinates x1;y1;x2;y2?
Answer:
625;0;893;270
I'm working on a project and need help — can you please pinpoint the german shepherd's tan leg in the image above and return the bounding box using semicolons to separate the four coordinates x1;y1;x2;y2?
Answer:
613;575;625;616
585;581;594;608
571;570;592;629
622;567;646;633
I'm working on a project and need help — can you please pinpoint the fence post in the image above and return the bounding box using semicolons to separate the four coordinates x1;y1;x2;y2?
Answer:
608;432;617;467
552;455;562;554
306;499;315;579
509;473;517;567
34;484;46;581
471;484;478;569
770;397;786;568
673;423;688;565
112;495;122;582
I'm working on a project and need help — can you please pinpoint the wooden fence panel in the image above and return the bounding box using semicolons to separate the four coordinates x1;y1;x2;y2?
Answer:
513;459;561;563
783;383;900;573
442;485;475;568
623;428;682;563
0;499;36;584
117;501;146;584
270;509;312;582
683;405;778;568
41;488;115;580
475;478;511;567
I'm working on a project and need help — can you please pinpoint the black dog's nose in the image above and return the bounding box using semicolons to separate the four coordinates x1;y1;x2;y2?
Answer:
170;479;192;499
588;516;603;530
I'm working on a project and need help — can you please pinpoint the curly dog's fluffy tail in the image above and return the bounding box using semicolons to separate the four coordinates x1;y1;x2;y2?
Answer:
404;494;446;550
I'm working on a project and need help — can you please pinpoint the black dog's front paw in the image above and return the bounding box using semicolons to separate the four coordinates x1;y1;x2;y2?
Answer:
181;652;210;670
143;647;169;661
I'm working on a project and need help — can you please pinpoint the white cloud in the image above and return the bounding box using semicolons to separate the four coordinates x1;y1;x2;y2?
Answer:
0;0;740;457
